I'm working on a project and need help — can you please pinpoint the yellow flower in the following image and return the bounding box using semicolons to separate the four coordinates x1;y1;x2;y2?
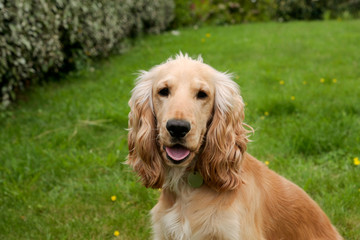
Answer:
320;78;325;83
332;78;337;83
260;116;265;120
111;195;117;201
264;112;269;116
114;230;120;237
354;157;360;166
265;161;270;165
205;33;211;38
291;96;295;101
303;81;307;85
279;80;285;85
201;38;205;43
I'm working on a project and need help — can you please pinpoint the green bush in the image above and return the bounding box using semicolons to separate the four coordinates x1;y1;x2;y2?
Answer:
0;0;174;109
275;0;322;21
324;0;360;20
275;0;360;21
172;0;276;27
171;0;194;28
209;0;276;25
0;0;64;108
172;0;359;27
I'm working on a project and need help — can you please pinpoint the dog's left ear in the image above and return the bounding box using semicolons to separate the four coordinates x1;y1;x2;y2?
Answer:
198;71;250;192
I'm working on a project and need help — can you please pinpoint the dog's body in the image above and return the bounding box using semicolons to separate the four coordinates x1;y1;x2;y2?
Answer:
151;153;341;239
127;53;342;240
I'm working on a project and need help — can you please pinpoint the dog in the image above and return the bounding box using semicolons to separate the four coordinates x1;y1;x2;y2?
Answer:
127;53;342;239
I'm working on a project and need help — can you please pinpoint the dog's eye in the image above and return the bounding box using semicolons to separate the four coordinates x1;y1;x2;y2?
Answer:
196;90;208;99
158;87;170;97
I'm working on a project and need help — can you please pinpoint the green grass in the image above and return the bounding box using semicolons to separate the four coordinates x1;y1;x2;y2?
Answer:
1;20;360;239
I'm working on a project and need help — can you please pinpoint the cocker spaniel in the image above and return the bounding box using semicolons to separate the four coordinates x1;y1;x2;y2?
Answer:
127;53;342;240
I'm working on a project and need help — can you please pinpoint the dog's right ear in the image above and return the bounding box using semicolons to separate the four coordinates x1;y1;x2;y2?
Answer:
127;70;165;189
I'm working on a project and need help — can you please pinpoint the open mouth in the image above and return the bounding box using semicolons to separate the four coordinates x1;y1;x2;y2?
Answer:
165;144;191;164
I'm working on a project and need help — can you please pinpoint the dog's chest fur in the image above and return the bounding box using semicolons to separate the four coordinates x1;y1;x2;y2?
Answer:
150;183;243;240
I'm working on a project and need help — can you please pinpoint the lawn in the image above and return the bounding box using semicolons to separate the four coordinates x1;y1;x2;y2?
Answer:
1;20;360;239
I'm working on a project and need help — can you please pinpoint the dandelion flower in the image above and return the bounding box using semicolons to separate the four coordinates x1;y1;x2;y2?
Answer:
205;33;211;38
111;195;117;201
260;116;265;120
354;157;360;166
303;81;307;85
265;161;270;165
279;80;285;85
114;230;120;237
332;78;337;83
291;96;295;101
264;112;269;116
320;78;325;83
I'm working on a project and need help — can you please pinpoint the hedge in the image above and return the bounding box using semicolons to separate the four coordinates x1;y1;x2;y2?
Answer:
171;0;276;28
275;0;360;21
0;0;174;109
171;0;360;28
2;0;359;109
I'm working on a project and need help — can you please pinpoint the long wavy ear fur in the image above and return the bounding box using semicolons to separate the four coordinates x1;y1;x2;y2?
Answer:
198;71;250;192
127;70;164;189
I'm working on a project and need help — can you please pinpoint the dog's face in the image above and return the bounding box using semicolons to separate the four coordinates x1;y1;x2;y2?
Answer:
152;60;215;167
128;54;249;190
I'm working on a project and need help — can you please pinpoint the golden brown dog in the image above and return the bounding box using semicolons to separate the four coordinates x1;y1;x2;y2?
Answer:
127;53;342;239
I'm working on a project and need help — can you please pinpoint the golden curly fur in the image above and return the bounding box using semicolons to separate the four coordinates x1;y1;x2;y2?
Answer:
127;53;342;240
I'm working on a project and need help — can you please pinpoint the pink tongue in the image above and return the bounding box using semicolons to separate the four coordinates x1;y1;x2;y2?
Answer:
165;146;190;161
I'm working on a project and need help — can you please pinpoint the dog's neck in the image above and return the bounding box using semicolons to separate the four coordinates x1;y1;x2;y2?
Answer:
163;167;187;193
163;156;199;195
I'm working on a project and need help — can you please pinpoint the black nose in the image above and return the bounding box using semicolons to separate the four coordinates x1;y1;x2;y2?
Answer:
166;119;191;138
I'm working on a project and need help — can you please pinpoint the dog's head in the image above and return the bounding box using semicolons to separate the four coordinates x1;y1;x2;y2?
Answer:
127;53;250;191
